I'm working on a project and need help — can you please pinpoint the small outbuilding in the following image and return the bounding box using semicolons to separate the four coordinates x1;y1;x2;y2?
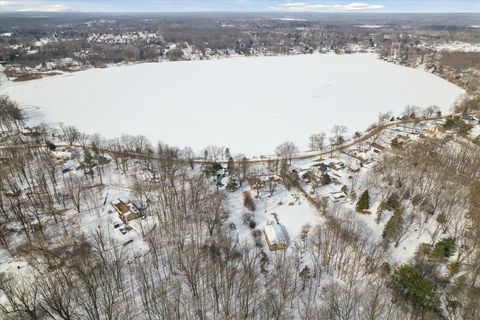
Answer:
264;222;290;251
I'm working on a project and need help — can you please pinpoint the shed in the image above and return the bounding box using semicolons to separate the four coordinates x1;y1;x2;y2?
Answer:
264;223;289;251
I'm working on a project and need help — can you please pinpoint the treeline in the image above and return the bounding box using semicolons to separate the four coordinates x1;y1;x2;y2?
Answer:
1;16;376;71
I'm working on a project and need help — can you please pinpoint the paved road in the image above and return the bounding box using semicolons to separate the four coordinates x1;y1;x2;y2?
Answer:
1;116;447;165
204;115;447;164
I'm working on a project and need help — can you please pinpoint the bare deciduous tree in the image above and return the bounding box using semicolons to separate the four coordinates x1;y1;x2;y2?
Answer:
60;124;81;146
275;141;299;165
331;125;347;145
309;133;326;153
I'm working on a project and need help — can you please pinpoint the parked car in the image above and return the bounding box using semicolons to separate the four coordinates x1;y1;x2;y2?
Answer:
120;228;127;235
113;222;121;228
108;210;113;214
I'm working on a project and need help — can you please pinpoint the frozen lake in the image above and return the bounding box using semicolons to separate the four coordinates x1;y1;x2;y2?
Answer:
0;54;464;155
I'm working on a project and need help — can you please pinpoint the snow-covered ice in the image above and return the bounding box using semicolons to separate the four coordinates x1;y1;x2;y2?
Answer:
0;53;464;156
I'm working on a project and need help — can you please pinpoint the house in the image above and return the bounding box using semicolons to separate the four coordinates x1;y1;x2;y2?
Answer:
52;147;78;161
312;162;329;173
52;150;73;161
329;191;347;202
328;161;345;171
111;198;143;224
302;163;331;183
348;164;361;173
264;222;290;251
96;155;111;165
301;171;314;183
21;127;39;137
407;130;420;136
371;142;386;152
463;115;479;123
422;127;440;138
396;134;411;143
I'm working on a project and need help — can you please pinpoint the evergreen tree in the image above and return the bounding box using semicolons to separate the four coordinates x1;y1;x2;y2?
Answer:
299;266;311;290
430;237;456;260
91;141;99;156
243;191;256;212
385;193;400;210
206;162;223;177
320;173;332;185
46;140;56;151
392;264;440;312
383;206;405;247
82;149;96;180
227;156;234;173
226;176;238;192
391;138;403;149
356;190;370;212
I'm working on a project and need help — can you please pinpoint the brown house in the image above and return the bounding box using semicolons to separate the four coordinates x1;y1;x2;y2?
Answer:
111;198;143;224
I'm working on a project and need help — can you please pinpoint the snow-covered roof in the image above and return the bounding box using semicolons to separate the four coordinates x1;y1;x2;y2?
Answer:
112;198;143;224
128;202;140;214
329;191;347;202
264;223;289;249
52;151;72;158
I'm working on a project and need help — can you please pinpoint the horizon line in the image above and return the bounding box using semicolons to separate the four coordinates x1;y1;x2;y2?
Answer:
1;10;480;14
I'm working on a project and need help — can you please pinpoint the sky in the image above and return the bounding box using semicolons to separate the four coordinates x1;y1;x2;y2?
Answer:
0;0;479;13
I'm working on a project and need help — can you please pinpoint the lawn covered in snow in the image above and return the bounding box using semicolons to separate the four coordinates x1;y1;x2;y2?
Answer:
1;53;464;155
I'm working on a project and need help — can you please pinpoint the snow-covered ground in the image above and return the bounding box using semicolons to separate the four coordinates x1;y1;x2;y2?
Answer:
434;41;480;52
228;186;322;245
0;65;7;87
0;53;464;156
357;24;384;28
